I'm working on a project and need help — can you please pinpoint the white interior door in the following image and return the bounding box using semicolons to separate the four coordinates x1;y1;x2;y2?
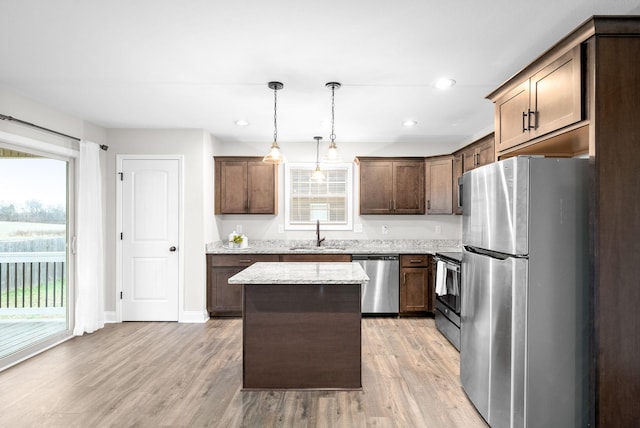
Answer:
121;158;180;321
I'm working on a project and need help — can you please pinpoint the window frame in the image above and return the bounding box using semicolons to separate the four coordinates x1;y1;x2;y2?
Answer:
284;162;353;231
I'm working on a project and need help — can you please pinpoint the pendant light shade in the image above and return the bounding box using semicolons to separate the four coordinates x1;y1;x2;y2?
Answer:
312;136;325;182
263;81;285;164
324;82;342;162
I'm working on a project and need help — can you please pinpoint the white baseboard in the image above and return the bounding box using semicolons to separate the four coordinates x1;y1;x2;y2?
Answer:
180;310;209;323
102;310;208;323
104;311;118;323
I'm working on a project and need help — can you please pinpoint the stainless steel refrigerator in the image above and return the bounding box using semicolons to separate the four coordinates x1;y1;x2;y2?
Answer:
460;156;589;428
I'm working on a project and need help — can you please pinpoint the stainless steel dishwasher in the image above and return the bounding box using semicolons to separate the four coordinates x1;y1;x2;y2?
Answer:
352;254;399;314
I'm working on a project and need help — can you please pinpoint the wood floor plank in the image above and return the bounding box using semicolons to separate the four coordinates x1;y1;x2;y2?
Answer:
0;318;487;427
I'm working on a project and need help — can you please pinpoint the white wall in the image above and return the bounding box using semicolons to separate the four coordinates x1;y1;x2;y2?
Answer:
105;129;212;315
211;139;462;242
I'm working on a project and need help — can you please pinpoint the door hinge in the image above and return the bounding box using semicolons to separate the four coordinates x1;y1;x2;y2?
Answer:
120;291;123;299
120;232;123;240
118;172;123;181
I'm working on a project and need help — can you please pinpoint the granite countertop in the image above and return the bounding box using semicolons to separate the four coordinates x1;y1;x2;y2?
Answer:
206;239;461;255
227;262;369;285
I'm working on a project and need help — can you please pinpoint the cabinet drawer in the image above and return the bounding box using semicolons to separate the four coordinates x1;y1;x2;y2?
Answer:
401;255;430;267
208;254;279;267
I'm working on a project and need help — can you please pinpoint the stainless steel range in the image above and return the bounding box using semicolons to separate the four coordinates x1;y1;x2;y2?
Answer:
433;251;461;351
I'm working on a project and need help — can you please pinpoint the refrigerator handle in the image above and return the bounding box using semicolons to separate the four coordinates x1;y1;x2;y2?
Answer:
464;245;512;261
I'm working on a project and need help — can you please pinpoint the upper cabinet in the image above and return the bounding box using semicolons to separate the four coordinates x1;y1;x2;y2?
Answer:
356;157;425;214
425;155;453;215
453;133;495;214
490;45;582;156
214;157;278;215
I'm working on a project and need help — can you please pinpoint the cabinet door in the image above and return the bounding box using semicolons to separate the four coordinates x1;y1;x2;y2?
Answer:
393;161;425;214
453;153;463;215
400;267;430;313
530;46;582;140
425;157;453;215
247;161;276;214
495;80;530;153
475;137;495;168
219;161;248;214
359;161;393;214
208;266;244;315
461;146;477;174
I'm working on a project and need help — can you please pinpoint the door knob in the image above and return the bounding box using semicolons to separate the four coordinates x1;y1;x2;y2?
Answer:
169;246;177;252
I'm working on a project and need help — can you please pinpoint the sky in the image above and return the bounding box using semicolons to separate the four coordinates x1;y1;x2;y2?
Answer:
0;158;67;209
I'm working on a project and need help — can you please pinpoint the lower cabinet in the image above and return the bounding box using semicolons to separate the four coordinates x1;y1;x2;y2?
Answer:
207;254;279;316
207;253;352;316
399;255;433;315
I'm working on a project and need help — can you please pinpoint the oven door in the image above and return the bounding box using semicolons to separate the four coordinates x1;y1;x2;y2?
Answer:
435;257;461;316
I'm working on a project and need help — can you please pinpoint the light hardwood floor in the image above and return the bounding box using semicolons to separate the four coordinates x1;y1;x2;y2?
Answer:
0;318;487;428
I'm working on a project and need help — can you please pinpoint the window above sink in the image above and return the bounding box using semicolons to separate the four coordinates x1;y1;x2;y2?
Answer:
284;162;353;231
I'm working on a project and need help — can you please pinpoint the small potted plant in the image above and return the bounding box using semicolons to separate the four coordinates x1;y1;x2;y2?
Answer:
230;233;244;248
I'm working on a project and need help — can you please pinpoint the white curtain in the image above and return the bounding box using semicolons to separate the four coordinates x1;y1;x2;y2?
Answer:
73;140;105;335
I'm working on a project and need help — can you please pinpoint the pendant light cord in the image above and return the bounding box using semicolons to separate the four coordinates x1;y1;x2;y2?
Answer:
330;85;336;143
273;86;278;143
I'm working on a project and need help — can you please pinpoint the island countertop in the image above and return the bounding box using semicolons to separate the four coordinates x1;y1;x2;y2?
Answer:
227;262;369;285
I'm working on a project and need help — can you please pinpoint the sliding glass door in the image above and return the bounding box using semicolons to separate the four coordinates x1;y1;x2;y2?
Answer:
0;146;73;368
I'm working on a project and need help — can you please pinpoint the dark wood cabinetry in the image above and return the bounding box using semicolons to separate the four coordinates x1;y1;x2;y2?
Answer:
399;255;432;315
207;253;352;316
214;157;277;214
279;254;351;262
486;17;640;426
492;46;582;155
453;133;495;215
207;254;279;316
425;156;453;215
356;157;425;214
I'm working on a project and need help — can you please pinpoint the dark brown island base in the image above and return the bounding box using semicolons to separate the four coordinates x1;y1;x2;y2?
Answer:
228;262;369;390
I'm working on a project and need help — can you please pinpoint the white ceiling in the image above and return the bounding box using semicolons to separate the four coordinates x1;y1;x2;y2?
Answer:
1;0;639;152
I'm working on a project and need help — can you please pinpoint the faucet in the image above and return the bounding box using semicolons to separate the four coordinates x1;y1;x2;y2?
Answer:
316;219;325;247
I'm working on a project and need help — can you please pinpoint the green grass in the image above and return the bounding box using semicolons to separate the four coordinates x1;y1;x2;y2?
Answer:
0;281;66;309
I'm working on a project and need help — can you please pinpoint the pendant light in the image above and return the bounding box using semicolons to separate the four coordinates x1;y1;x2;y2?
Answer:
263;81;285;164
312;136;325;182
324;82;342;161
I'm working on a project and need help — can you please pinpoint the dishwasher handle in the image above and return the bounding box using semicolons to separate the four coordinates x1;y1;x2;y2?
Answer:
352;254;399;261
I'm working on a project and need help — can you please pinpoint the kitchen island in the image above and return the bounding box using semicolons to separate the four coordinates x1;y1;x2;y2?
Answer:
228;262;369;390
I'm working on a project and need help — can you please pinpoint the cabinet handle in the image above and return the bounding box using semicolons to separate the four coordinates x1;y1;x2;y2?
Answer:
522;111;528;133
389;200;393;211
410;259;423;263
393;200;396;210
239;259;252;264
527;109;536;130
427;200;431;210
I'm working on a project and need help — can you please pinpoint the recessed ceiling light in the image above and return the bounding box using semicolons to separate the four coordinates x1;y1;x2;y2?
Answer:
435;78;456;90
235;119;250;126
402;120;418;127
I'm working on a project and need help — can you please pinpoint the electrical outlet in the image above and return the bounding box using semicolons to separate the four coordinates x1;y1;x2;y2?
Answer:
354;224;363;233
381;225;389;234
236;224;243;234
435;225;442;234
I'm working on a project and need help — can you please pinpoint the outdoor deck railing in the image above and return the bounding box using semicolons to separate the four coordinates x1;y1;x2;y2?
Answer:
0;252;66;308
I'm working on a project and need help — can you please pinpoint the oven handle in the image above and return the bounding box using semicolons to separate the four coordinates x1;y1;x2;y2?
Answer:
434;257;460;273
